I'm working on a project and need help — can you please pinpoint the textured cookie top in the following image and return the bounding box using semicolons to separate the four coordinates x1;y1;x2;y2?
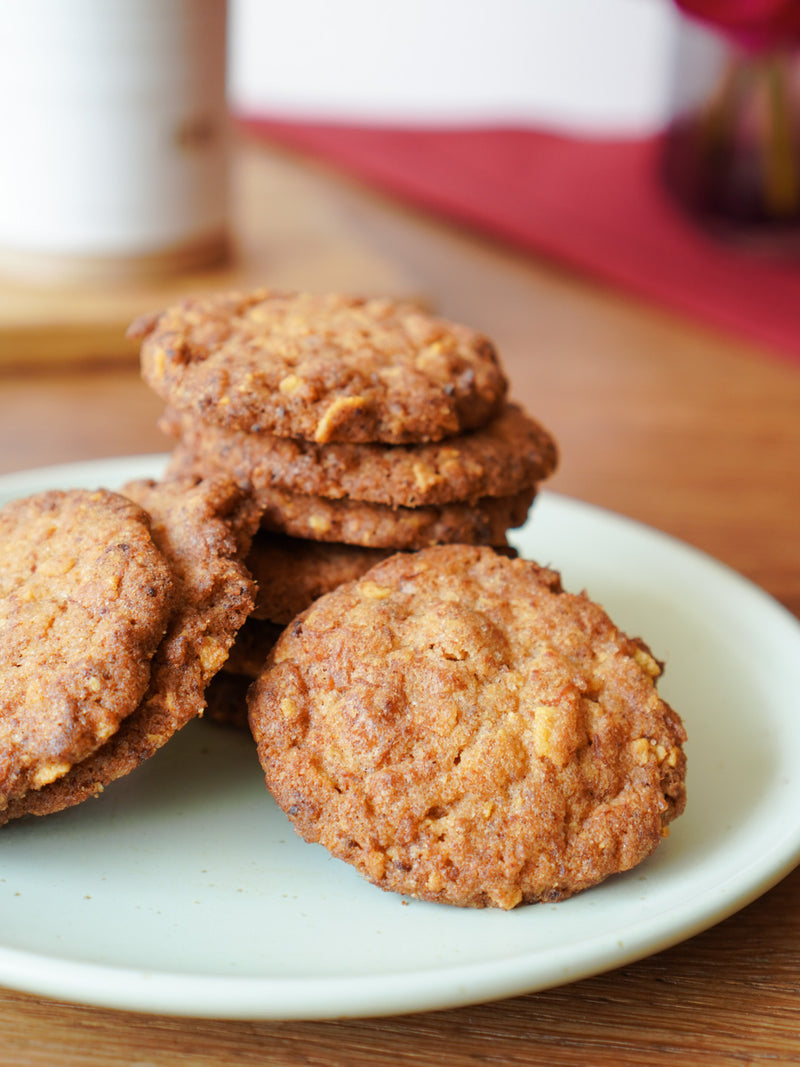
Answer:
248;545;687;909
2;476;257;825
0;488;174;808
134;290;508;444
163;401;558;508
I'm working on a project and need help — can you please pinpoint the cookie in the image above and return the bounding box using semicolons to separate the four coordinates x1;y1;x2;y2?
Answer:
133;289;508;444
248;545;687;909
246;537;516;628
2;476;257;824
0;488;174;810
209;540;401;728
246;534;396;624
161;401;558;509
226;535;514;690
255;486;535;549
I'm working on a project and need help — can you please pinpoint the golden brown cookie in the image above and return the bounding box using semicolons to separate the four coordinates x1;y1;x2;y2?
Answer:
0;489;174;811
214;534;521;728
213;540;400;727
211;539;404;730
2;476;257;825
248;545;687;909
161;401;558;509
246;534;397;623
133;289;508;444
255;486;535;549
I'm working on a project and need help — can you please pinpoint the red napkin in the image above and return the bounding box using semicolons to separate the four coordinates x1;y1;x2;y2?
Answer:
239;116;800;365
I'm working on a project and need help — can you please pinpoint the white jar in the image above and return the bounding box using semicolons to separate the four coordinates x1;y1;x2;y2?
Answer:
0;0;229;283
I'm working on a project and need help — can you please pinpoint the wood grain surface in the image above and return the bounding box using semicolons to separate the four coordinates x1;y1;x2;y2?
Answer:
0;135;798;1066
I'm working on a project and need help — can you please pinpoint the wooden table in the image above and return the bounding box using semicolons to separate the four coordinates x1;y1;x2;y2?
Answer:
1;135;799;1066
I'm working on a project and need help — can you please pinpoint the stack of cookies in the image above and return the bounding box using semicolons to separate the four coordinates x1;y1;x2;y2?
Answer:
0;285;688;911
131;289;559;701
0;475;258;825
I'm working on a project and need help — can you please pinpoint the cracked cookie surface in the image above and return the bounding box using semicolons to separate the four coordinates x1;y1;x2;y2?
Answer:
248;545;687;909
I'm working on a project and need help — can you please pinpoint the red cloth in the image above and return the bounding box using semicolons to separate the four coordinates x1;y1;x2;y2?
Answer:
239;117;800;365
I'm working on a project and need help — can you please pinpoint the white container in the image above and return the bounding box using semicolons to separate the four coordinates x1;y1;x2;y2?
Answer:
0;0;229;283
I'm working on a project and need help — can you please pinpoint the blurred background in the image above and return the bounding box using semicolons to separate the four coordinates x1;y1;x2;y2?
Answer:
2;0;797;368
229;0;686;133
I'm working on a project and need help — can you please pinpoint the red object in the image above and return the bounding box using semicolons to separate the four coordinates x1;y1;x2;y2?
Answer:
239;117;800;365
674;0;800;50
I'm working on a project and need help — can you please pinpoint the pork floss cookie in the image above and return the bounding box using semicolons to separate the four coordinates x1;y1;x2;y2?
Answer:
248;546;687;909
1;476;256;825
133;289;508;444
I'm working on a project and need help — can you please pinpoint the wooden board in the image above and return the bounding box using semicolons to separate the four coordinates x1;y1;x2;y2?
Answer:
0;136;420;370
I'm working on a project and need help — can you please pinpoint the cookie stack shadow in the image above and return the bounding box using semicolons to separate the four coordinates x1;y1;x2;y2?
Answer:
132;290;559;723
